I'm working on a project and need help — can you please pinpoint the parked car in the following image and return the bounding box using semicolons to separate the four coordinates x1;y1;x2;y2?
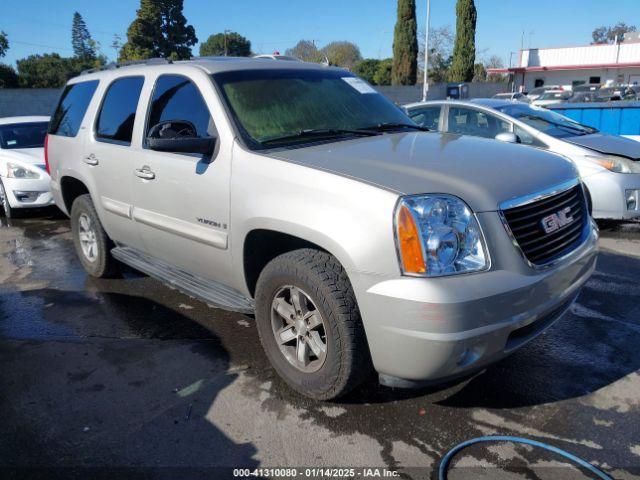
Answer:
47;59;597;400
405;99;640;220
0;116;53;218
527;85;562;101
532;90;573;107
492;92;531;103
595;86;631;102
566;91;598;103
572;83;601;93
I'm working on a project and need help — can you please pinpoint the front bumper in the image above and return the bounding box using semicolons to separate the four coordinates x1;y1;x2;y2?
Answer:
583;171;640;220
352;217;598;385
1;175;54;209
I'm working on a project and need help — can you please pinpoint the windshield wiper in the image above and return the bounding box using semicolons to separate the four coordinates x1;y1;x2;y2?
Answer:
261;128;380;145
362;122;430;132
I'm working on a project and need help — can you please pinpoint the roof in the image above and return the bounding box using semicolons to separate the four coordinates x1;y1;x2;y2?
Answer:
75;56;334;83
0;116;50;125
404;99;513;110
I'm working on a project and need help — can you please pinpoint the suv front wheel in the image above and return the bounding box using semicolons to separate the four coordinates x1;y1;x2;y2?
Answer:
255;249;373;400
70;194;119;278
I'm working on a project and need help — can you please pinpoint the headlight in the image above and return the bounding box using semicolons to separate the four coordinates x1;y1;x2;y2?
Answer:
394;195;489;277
6;162;40;179
585;154;640;174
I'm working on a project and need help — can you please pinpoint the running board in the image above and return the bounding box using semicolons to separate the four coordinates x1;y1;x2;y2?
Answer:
111;246;255;314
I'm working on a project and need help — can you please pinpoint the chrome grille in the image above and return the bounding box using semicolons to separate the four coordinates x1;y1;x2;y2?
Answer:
502;184;588;266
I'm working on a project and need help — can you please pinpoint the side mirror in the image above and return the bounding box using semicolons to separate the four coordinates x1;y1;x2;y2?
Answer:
495;132;520;144
147;120;216;156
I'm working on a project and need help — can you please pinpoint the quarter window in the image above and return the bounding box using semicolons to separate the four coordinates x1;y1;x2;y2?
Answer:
146;75;214;139
447;107;510;139
49;80;99;137
95;77;144;144
408;106;442;130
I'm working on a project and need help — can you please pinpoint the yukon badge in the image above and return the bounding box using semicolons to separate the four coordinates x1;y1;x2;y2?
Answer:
540;206;574;234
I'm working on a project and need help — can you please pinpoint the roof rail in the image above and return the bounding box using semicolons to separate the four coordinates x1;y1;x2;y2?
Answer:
80;57;173;76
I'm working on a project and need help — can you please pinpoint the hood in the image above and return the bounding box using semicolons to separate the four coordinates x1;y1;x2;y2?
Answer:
563;133;640;160
267;132;578;212
3;147;45;166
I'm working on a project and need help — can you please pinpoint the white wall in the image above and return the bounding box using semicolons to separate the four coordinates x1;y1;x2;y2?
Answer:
520;43;640;68
514;67;640;92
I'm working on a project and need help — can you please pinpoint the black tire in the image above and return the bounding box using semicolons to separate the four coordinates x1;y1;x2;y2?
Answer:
255;248;373;400
70;194;119;278
0;178;17;219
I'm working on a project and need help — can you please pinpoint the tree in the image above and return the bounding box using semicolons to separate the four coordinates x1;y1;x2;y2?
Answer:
592;22;637;44
0;31;8;58
321;41;362;70
472;63;486;82
449;0;477;82
71;12;97;60
111;34;123;59
119;0;197;61
392;0;418;85
199;31;251;57
355;59;381;84
0;64;19;88
418;25;454;84
16;53;84;88
374;58;393;86
484;54;507;83
285;40;324;63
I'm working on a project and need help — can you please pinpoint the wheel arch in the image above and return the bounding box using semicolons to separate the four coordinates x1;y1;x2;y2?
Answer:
60;175;90;214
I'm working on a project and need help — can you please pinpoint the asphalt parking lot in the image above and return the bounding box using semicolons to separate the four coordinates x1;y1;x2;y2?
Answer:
1;209;640;479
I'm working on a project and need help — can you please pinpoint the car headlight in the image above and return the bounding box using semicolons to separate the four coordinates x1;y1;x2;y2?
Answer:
394;195;489;277
6;162;41;179
585;154;640;174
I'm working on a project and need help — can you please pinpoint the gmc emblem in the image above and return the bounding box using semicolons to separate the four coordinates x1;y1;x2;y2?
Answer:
540;206;574;234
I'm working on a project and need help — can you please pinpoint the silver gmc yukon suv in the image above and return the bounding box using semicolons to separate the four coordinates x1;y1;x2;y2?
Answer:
47;58;598;400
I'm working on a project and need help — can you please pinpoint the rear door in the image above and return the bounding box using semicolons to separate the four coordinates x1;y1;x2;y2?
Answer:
131;71;233;282
85;75;146;249
445;106;511;139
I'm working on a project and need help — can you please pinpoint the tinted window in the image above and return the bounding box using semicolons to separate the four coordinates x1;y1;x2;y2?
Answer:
147;75;214;139
0;122;48;149
447;107;510;139
408;106;441;130
49;80;99;137
96;77;144;144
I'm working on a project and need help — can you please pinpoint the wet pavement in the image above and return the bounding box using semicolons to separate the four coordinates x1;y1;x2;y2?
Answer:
1;209;640;479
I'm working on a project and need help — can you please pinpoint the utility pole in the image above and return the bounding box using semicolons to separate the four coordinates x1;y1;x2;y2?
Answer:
223;29;231;56
422;0;431;102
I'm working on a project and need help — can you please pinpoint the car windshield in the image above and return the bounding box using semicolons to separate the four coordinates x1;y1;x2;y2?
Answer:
0;122;48;149
538;92;564;100
495;103;597;138
212;69;415;149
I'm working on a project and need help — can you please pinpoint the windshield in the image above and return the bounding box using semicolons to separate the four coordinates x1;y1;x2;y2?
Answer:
495;103;597;138
0;122;48;149
212;69;414;149
538;92;564;100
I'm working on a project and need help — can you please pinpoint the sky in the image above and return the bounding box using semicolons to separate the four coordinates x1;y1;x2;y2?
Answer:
1;0;638;67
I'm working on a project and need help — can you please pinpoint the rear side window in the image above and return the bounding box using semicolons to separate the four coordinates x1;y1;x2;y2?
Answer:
49;80;99;137
95;76;145;145
146;75;214;139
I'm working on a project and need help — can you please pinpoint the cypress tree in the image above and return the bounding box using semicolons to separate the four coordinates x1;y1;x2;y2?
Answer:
71;12;96;61
391;0;418;85
119;0;197;62
449;0;477;82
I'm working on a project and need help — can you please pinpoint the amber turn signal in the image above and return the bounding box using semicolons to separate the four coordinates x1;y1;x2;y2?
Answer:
396;204;426;274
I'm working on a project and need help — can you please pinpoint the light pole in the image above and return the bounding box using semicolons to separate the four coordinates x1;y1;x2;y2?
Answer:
422;0;431;102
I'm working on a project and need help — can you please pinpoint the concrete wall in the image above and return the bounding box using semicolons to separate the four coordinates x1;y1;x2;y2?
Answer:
376;82;509;104
0;89;61;118
0;82;509;119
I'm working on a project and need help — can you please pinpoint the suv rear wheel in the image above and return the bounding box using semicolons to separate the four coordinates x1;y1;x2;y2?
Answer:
255;248;372;400
70;194;119;278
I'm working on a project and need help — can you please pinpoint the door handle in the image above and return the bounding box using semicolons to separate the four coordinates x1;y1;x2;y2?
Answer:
135;166;156;180
83;154;99;166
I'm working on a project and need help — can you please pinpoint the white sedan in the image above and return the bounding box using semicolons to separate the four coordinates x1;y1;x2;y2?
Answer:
0;116;53;218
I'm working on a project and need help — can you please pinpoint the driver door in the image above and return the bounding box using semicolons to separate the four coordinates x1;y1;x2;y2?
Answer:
131;73;233;282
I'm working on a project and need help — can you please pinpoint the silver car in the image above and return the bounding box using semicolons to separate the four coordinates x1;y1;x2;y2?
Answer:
405;99;640;220
47;58;597;400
